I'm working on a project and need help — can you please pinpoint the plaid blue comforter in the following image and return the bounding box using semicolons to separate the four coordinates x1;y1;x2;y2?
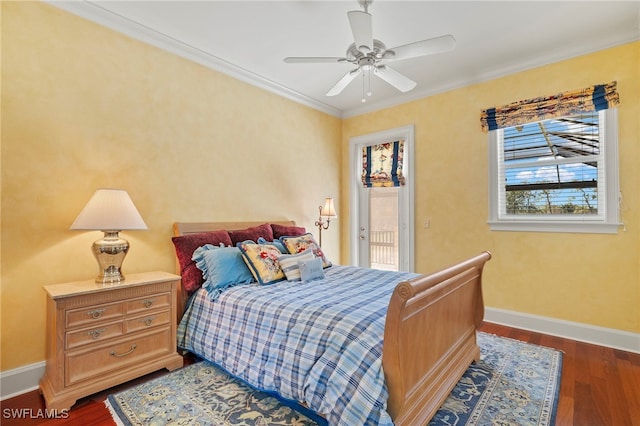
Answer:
177;265;418;426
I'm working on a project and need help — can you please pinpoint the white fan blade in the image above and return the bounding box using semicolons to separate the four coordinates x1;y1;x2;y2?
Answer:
326;68;362;96
374;65;417;92
348;10;373;53
388;35;456;61
284;57;347;64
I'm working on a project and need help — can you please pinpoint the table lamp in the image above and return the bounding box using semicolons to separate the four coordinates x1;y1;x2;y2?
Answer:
70;189;148;283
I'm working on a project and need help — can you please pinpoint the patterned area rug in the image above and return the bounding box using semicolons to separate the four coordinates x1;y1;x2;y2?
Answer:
106;332;562;426
429;333;562;426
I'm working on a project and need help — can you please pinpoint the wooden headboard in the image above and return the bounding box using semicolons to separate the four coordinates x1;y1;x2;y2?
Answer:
172;220;298;317
173;221;297;236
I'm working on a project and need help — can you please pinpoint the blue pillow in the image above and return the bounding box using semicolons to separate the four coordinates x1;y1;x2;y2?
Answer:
256;237;287;254
299;257;325;282
192;245;254;300
277;249;315;281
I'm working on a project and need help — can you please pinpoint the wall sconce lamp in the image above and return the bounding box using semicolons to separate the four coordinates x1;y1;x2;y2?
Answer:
314;197;337;247
70;189;148;284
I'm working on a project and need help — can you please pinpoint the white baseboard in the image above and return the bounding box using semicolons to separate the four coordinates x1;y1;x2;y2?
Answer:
485;307;640;354
1;310;638;400
0;361;45;401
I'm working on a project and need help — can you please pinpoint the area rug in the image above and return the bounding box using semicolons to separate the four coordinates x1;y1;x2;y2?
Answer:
106;332;562;426
428;333;562;426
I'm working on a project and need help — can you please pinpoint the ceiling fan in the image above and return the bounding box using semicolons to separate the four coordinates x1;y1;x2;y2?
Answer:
283;0;456;102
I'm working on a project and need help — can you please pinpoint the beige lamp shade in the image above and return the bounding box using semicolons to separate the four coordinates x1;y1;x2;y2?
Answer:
320;197;337;218
70;189;147;231
315;197;336;247
70;189;147;283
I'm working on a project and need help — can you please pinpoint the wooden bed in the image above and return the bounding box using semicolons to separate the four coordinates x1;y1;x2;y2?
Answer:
173;220;491;425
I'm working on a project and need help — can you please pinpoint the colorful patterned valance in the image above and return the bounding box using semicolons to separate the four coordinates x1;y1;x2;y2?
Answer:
480;81;619;132
362;140;405;188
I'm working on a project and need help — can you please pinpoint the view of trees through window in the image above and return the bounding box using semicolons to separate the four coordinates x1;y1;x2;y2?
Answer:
501;111;600;216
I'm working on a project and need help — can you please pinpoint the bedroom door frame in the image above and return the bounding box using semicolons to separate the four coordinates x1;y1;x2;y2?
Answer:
349;125;415;272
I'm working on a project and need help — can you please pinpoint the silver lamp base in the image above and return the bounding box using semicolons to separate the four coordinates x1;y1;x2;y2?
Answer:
92;231;129;284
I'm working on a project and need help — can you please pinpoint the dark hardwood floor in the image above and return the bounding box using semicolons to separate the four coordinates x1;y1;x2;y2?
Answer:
2;322;639;425
481;323;640;426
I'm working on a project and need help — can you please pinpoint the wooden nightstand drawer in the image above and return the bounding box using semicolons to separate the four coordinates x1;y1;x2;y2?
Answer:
40;271;184;410
65;327;173;387
66;302;123;328
125;310;171;333
66;321;124;349
126;292;171;314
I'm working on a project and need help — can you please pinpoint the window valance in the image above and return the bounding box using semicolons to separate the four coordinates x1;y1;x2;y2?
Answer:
480;81;619;132
361;140;405;187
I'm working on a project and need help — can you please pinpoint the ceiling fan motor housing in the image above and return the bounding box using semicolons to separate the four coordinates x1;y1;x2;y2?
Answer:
347;39;388;61
358;56;375;70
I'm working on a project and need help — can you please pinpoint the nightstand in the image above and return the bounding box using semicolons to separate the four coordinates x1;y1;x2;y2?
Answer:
39;271;184;410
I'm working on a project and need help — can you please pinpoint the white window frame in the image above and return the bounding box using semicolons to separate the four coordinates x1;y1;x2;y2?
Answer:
488;109;622;234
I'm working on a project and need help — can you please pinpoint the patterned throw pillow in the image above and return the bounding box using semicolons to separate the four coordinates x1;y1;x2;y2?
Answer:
279;233;332;268
277;249;316;281
256;237;288;254
237;241;286;285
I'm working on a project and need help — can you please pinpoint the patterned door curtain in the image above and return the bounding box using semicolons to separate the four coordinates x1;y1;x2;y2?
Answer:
362;140;406;187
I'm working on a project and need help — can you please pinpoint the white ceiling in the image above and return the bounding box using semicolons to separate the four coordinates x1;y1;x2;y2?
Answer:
51;1;639;118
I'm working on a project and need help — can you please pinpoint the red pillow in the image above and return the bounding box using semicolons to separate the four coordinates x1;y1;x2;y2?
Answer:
271;223;306;239
171;230;232;292
228;223;274;245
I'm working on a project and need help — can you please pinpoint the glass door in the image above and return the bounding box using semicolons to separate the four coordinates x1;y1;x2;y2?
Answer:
351;126;414;272
358;187;400;270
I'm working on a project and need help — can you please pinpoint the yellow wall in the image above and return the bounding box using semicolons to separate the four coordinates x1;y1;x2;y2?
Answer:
342;42;639;335
1;2;341;371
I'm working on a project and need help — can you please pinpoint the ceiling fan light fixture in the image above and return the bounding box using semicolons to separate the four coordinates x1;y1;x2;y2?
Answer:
358;56;375;71
284;0;455;100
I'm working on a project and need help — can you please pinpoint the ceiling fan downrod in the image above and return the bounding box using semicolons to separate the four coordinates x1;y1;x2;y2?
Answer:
358;0;372;13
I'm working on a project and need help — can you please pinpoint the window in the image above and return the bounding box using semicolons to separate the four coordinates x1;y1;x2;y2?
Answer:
488;109;621;233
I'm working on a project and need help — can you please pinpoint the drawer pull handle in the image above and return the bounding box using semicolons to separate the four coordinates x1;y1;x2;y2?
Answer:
110;344;137;357
143;316;156;326
143;299;154;308
88;328;105;340
88;309;105;319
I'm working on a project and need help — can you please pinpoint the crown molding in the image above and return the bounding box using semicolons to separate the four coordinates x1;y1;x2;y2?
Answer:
44;2;639;120
45;1;343;118
342;33;639;118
